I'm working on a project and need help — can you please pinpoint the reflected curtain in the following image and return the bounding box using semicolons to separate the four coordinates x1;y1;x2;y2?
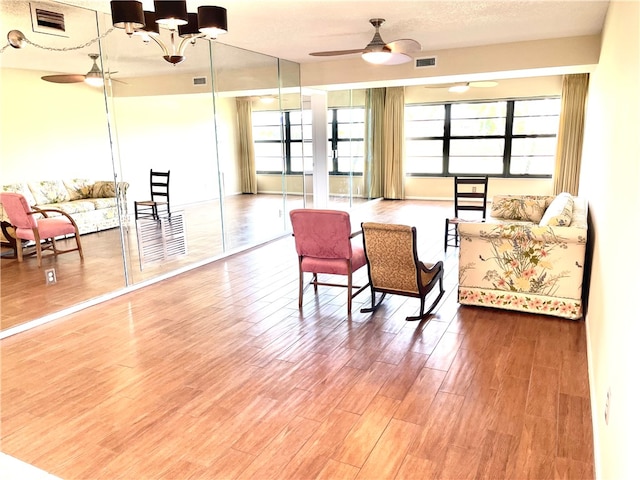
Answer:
363;88;386;198
236;97;257;194
552;73;589;195
383;87;405;199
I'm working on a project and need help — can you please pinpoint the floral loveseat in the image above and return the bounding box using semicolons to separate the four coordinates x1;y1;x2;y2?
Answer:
1;179;129;245
457;193;588;320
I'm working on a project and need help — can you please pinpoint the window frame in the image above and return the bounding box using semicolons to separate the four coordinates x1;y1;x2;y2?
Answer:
405;96;561;178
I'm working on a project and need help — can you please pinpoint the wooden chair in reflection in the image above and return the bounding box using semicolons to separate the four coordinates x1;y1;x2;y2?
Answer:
361;222;444;321
134;169;171;220
0;192;84;267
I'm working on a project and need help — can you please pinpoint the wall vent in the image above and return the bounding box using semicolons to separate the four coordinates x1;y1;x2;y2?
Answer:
30;3;68;37
34;8;65;31
193;76;207;86
415;56;437;68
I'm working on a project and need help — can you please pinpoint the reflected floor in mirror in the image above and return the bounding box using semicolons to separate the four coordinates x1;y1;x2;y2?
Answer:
0;194;379;332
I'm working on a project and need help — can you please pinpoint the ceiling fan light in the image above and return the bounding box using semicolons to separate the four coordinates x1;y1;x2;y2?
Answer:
154;0;188;30
110;1;145;35
198;6;228;38
362;50;393;64
84;73;104;87
449;84;470;93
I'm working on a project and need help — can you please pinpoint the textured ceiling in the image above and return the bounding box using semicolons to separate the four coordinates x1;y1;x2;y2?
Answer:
1;0;610;77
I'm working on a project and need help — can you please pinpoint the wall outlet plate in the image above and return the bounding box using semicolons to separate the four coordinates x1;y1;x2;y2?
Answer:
45;268;57;285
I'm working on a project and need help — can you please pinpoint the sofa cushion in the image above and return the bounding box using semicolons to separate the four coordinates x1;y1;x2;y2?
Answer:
64;178;93;200
2;182;37;206
490;195;550;223
92;181;116;198
540;192;574;226
29;180;70;205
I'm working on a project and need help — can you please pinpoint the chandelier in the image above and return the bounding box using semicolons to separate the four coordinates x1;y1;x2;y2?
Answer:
110;1;228;64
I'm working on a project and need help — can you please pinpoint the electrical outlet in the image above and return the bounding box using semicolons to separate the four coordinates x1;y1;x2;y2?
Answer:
44;268;57;285
604;387;611;425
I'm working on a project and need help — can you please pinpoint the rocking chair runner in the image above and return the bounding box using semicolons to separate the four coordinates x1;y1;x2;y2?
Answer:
361;222;444;321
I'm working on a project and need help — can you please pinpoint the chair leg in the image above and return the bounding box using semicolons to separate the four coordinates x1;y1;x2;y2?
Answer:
360;289;387;314
444;218;449;252
298;262;304;309
347;272;353;314
75;232;84;260
35;241;42;267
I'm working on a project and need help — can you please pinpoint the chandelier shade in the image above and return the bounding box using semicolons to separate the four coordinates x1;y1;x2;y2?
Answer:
109;1;228;64
154;1;188;29
198;6;228;37
110;0;145;35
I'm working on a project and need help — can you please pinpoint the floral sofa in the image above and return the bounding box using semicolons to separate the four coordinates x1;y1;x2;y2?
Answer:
1;179;129;245
457;193;588;320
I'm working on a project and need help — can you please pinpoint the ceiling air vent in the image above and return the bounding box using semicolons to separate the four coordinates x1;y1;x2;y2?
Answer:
193;77;207;86
33;8;65;32
415;56;437;68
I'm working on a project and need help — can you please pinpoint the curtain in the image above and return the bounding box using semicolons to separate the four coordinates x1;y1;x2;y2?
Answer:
363;88;386;198
236;97;257;194
552;73;590;195
383;87;405;199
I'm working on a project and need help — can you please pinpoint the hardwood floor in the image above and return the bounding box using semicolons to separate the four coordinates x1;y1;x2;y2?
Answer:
0;199;594;479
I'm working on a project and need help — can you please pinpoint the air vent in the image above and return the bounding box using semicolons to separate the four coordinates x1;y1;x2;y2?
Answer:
34;8;65;32
415;56;437;68
193;76;207;86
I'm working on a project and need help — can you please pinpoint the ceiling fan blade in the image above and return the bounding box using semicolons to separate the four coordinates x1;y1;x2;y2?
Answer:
381;52;413;65
423;83;460;89
309;48;365;57
386;39;421;54
41;74;85;84
469;81;498;88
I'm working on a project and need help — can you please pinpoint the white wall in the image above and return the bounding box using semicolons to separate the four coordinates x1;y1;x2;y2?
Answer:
580;2;640;479
0;68;113;182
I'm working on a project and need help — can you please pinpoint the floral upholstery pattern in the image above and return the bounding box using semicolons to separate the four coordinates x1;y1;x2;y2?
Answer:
458;194;587;320
1;180;128;242
490;195;551;223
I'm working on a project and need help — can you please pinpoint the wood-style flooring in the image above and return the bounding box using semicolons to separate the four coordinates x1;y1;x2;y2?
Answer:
0;199;594;479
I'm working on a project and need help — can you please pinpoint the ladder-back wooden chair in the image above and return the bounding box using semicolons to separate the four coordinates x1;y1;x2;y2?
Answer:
444;176;488;251
134;170;171;220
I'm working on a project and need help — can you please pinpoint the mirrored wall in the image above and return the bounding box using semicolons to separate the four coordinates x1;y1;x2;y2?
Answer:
0;2;303;334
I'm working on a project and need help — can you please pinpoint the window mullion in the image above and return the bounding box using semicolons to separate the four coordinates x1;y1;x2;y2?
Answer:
443;104;451;175
504;101;515;177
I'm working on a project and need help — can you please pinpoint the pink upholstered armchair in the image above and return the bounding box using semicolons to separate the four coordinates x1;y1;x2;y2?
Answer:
0;192;84;267
289;209;368;314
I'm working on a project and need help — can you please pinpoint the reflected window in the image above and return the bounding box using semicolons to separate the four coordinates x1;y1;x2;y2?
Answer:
253;110;312;174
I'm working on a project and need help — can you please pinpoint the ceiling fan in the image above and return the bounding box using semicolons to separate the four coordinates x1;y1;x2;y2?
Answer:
309;18;421;65
424;81;499;92
41;54;120;86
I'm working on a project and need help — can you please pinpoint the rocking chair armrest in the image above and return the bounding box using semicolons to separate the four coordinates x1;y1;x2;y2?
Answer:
349;230;362;239
29;207;80;228
418;260;443;275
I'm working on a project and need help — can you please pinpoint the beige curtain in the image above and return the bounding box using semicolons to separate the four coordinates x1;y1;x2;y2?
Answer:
383;87;405;199
236;97;257;194
552;73;589;195
363;88;386;198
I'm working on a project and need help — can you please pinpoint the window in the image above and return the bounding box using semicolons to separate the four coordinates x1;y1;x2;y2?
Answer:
328;107;365;175
253;110;312;174
405;97;560;177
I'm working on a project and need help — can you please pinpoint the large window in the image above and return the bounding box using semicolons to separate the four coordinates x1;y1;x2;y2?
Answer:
328;107;365;175
253;110;312;174
405;97;560;177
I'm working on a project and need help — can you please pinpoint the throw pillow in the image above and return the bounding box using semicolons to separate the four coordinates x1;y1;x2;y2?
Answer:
539;192;574;226
64;178;93;200
28;180;70;205
92;181;116;198
490;195;549;223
